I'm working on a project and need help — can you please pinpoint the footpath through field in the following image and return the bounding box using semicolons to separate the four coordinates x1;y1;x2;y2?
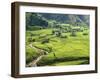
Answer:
26;44;48;67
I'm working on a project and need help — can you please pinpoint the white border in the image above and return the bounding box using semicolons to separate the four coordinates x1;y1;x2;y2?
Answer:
19;5;95;74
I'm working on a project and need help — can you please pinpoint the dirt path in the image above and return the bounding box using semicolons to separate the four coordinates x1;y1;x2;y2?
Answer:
26;55;44;67
26;44;48;67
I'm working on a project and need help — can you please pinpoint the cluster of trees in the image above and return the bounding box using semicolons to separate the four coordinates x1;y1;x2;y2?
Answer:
26;13;48;30
26;12;89;31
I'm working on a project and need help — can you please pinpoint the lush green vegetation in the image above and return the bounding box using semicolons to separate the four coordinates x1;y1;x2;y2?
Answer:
26;12;90;67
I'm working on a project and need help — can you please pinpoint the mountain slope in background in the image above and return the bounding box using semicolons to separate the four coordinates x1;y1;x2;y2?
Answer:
26;12;90;30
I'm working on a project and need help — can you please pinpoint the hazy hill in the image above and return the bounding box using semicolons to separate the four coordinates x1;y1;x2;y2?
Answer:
26;12;89;30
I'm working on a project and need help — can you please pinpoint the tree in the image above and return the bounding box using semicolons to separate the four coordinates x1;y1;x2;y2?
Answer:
26;13;48;30
70;30;77;37
53;52;57;59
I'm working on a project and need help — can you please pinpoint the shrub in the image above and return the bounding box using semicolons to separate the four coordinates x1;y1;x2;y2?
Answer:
60;35;68;38
83;33;88;35
56;32;61;37
52;30;62;37
32;38;36;42
46;47;53;53
52;30;55;35
28;37;36;42
70;31;77;37
28;37;32;42
41;38;50;44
